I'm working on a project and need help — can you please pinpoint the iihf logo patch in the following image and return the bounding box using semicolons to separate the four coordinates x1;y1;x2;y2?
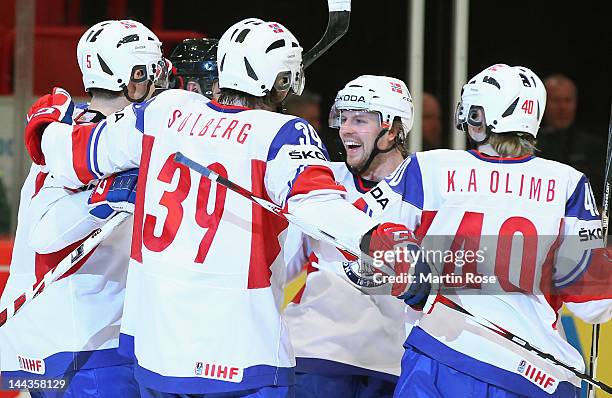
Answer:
269;23;284;33
195;361;203;375
390;82;403;94
517;359;558;393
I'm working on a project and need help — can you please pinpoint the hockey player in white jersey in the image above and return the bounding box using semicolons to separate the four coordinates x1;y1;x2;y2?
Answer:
0;20;166;397
283;75;418;398
354;64;612;397
22;18;414;398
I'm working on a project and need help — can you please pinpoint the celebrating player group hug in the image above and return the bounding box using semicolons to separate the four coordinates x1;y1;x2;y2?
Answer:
0;8;610;398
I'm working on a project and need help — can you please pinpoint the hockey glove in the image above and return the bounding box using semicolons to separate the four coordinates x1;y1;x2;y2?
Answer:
89;169;138;220
360;222;432;302
25;87;75;165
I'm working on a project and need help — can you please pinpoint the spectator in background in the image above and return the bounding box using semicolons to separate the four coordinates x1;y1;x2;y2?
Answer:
284;90;322;131
284;90;345;161
538;74;605;199
422;92;443;150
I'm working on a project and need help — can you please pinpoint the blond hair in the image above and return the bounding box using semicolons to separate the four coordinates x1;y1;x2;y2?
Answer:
488;133;537;157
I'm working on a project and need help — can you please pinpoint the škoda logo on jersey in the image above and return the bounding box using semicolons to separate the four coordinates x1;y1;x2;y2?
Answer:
366;186;391;210
288;149;326;161
517;359;558;393
578;226;603;242
194;361;243;383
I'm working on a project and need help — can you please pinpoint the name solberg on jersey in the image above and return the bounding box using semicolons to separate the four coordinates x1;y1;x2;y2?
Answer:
166;108;251;144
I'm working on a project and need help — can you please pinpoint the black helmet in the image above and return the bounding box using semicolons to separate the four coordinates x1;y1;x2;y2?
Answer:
169;38;219;99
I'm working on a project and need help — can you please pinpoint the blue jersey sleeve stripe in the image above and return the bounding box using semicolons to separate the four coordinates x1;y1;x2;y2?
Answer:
60;101;75;125
93;120;106;177
284;165;305;207
86;124;95;179
75;102;89;111
385;155;425;210
87;120;106;178
553;250;592;289
565;175;600;221
132;97;156;134
266;118;330;162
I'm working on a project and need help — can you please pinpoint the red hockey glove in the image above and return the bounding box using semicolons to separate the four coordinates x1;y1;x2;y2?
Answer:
359;223;426;297
25;87;75;165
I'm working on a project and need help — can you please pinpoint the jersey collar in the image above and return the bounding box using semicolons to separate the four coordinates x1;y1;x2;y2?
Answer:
352;172;377;194
467;149;535;164
75;109;106;123
207;100;251;113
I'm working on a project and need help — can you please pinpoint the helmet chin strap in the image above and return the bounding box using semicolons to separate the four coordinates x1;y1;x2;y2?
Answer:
122;80;153;103
348;128;393;176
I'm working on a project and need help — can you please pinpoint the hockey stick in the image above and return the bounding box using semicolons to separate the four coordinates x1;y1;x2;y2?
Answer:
438;297;612;393
302;0;351;69
585;102;612;398
173;152;394;277
173;152;611;391
0;211;131;328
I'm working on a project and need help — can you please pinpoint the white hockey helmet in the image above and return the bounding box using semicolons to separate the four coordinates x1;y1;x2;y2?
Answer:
455;64;546;137
217;18;304;97
329;75;414;139
76;20;167;93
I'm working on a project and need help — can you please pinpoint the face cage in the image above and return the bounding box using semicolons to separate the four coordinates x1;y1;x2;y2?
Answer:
328;107;383;130
182;76;218;99
173;60;218;78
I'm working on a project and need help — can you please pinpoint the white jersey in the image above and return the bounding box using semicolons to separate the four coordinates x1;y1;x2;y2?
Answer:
38;89;378;393
284;162;417;378
356;149;611;397
0;163;133;378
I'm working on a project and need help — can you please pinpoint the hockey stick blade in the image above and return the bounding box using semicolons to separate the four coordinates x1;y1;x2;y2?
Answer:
0;211;131;328
302;0;351;69
439;299;612;393
174;152;395;278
